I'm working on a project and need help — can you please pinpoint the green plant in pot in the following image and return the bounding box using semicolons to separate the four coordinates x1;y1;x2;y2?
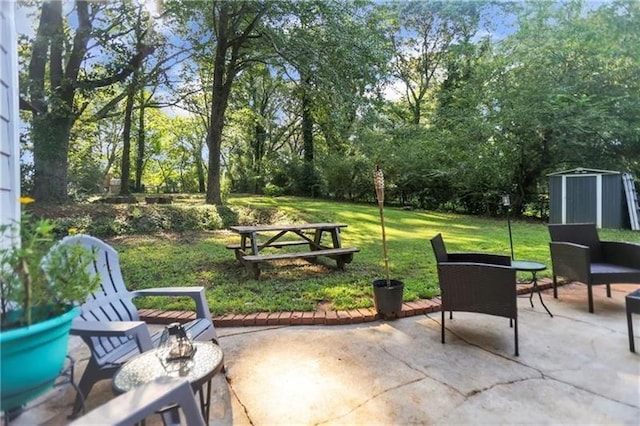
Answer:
0;197;99;412
373;166;404;319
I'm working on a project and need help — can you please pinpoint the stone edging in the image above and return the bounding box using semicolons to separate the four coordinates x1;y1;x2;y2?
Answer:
139;279;555;327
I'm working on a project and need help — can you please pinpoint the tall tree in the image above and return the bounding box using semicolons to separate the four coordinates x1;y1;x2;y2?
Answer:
226;63;294;194
486;0;640;212
173;67;213;193
268;0;391;196
166;116;208;193
118;3;179;195
168;0;269;204
134;86;148;192
206;1;268;204
388;0;485;125
21;0;153;203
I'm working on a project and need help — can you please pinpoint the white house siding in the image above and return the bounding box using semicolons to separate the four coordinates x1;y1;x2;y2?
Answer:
0;0;20;249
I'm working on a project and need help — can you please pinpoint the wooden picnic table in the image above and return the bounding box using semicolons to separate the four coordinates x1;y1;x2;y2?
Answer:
227;223;359;278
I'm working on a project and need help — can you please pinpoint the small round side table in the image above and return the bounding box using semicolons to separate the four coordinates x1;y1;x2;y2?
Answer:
511;260;553;317
113;341;224;419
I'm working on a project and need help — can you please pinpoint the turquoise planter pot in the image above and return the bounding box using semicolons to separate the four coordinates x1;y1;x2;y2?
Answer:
0;306;79;412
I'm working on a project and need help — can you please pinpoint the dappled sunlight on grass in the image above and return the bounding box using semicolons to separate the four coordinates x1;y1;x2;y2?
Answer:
398;217;448;227
108;195;640;315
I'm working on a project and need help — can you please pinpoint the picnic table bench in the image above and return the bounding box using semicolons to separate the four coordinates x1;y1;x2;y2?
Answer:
228;223;359;278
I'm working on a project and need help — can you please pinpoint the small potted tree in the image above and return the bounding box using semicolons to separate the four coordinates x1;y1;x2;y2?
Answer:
372;166;404;319
0;198;99;412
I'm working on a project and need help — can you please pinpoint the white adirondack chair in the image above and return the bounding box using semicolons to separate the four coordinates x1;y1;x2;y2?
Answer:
56;234;218;416
69;377;205;426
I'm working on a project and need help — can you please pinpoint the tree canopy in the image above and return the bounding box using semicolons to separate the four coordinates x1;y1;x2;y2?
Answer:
17;0;639;217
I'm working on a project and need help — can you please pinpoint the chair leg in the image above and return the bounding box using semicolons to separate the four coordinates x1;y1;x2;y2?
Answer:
449;311;453;320
588;284;595;313
159;406;182;425
553;275;558;298
441;309;445;344
70;359;113;417
606;284;611;298
628;310;635;353
71;374;95;416
514;317;519;357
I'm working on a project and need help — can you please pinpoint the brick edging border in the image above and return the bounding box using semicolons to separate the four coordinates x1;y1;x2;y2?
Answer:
139;279;556;327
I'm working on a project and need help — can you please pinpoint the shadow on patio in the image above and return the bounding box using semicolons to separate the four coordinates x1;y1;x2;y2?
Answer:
7;283;640;425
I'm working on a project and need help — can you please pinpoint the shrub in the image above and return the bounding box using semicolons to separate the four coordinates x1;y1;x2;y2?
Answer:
33;199;294;238
263;183;284;197
42;204;225;238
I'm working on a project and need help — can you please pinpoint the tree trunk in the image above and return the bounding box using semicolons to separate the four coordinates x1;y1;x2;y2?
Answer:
205;2;230;205
32;113;73;203
135;88;146;192
206;98;225;204
30;1;69;203
120;85;135;195
301;82;316;197
252;123;266;194
411;101;421;125
196;154;206;193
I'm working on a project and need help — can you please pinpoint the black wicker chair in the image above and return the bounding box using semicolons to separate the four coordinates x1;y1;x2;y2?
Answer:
548;223;640;313
430;234;519;356
430;233;512;266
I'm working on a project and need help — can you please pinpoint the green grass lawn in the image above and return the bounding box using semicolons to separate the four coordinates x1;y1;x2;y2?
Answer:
111;195;640;315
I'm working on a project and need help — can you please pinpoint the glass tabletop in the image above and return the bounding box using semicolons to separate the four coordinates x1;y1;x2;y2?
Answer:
113;341;224;394
511;260;546;272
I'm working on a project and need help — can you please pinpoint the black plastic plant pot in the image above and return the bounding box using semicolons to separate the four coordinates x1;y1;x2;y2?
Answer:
372;279;404;319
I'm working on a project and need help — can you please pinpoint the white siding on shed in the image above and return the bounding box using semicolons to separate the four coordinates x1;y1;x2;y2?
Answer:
0;0;20;249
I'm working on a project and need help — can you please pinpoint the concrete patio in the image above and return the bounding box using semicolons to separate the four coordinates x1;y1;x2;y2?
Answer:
8;282;640;425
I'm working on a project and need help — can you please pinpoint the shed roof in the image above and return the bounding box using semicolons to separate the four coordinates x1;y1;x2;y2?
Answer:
547;167;621;176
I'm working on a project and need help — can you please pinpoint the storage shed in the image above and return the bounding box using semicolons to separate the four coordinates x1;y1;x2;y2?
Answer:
548;168;639;229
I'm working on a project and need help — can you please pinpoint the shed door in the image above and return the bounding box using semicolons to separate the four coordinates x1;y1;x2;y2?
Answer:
565;176;597;224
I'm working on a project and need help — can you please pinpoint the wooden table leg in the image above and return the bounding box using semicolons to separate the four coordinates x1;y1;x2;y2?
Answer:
234;249;243;262
313;229;323;250
330;228;342;248
251;263;260;279
250;232;259;255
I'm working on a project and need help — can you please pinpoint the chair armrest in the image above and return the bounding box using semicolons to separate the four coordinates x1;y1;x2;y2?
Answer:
131;286;211;321
70;377;205;426
549;242;591;283
448;253;511;266
601;241;640;268
71;320;153;352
